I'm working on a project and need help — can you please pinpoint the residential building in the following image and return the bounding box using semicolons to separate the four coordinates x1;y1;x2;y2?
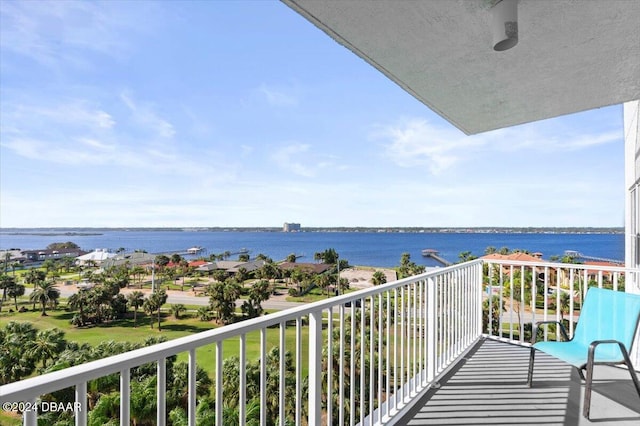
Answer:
75;249;117;266
283;222;301;232
21;247;86;262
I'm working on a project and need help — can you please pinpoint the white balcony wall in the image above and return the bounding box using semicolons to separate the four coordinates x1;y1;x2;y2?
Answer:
625;100;640;276
625;100;640;366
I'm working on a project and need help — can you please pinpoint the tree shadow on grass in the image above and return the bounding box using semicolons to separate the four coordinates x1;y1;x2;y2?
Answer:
158;323;213;333
52;311;75;321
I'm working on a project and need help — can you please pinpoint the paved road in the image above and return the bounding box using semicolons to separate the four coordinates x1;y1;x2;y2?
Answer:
27;285;305;311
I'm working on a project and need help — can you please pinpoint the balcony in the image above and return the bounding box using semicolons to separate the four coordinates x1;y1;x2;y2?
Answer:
1;259;639;425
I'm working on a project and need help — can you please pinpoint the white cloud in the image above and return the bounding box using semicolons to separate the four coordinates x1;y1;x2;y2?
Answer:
0;1;156;67
375;115;622;175
120;92;176;139
258;84;299;107
374;118;482;174
270;143;343;178
271;143;314;176
4;100;115;131
240;145;254;156
0;95;227;180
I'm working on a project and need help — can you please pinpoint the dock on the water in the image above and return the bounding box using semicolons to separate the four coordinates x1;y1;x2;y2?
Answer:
421;249;452;266
564;250;623;265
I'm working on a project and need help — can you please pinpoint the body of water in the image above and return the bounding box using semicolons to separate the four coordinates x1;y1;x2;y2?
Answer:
0;230;625;268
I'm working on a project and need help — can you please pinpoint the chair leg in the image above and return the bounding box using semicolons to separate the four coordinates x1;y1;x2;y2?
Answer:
527;347;535;387
583;351;595;419
620;346;640;400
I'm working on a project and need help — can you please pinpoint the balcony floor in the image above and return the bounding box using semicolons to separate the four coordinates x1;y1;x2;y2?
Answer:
399;338;640;425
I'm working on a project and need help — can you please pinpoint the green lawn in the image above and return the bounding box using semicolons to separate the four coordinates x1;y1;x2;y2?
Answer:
1;301;315;383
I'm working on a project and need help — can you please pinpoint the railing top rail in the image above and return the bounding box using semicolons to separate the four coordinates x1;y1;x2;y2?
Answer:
484;259;636;273
1;260;483;402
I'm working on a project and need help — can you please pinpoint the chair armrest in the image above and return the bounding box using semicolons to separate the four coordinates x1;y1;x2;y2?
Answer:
587;339;633;369
588;339;629;356
532;320;570;344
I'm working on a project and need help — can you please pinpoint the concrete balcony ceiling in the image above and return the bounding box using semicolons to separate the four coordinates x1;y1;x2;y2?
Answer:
282;0;640;135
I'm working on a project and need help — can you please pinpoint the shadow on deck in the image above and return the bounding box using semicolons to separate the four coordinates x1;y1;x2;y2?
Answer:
398;339;640;425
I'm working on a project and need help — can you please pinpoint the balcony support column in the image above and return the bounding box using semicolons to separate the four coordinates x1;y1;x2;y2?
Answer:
308;309;322;425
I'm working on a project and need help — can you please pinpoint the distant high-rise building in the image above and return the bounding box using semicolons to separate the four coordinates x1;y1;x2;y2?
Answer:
283;222;301;232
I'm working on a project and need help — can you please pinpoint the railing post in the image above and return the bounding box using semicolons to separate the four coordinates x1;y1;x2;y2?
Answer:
23;398;36;426
260;329;267;426
240;334;246;425
157;358;166;426
188;349;196;426
75;382;87;426
476;262;483;337
308;309;323;425
120;369;130;426
215;342;222;426
427;277;436;383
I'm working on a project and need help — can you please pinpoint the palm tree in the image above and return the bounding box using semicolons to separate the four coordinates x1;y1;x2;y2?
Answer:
484;246;498;255
130;377;157;425
179;259;190;291
2;252;11;274
259;261;280;284
196;306;213;321
0;274;14;312
88;392;120;425
29;281;60;316
7;281;25;311
458;251;477;263
241;280;271;318
235;267;248;284
212;270;227;283
60;256;75;273
42;259;58;277
170;304;186;320
557;291;571;320
10;261;21;276
127;291;145;327
27;328;66;369
317;274;333;297
23;268;45;287
68;289;91;326
371;270;387;286
0;322;38;384
143;289;168;330
207;280;241;324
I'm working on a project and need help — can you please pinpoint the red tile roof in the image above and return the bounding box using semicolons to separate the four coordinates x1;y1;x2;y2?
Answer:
482;252;542;262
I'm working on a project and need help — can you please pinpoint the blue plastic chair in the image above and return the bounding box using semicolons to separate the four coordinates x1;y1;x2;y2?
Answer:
527;287;640;419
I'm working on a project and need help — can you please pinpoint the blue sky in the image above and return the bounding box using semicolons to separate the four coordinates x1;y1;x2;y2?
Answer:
0;1;625;228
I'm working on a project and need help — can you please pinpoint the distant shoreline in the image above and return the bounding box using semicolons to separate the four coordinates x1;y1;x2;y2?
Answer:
0;226;624;235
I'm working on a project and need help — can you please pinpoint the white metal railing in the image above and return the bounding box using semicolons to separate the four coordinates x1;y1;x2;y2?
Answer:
7;259;635;425
483;259;640;368
0;261;483;426
5;260;640;425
